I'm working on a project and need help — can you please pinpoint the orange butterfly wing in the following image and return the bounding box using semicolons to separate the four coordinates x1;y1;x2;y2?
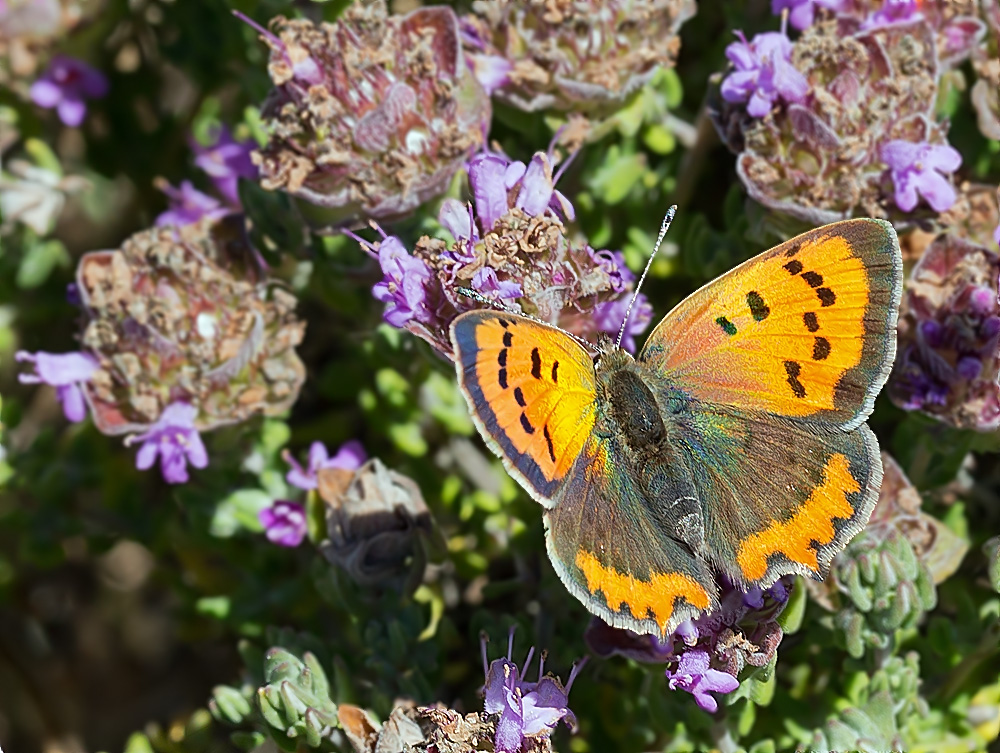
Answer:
640;218;902;429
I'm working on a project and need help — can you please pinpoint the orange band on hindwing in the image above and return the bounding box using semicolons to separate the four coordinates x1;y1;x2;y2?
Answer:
736;452;860;580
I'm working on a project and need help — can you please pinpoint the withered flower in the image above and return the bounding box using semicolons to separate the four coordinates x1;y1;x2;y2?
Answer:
318;457;433;589
711;15;962;223
462;0;695;114
245;1;490;224
72;218;306;480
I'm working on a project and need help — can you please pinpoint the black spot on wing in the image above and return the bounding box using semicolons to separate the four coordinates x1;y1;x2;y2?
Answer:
531;348;542;379
520;413;535;434
801;271;824;288
784;260;803;275
551;361;559;383
498;318;510;329
503;331;513;348
498;369;508;389
817;288;836;307
784;360;806;398
543;425;556;462
498;349;507;367
514;387;527;407
715;316;737;336
813;337;831;361
803;312;819;332
747;291;770;322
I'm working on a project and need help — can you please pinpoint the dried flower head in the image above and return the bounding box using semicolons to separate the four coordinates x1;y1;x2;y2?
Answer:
972;0;1000;140
889;232;1000;430
462;0;695;114
246;1;490;223
0;0;86;87
71;218;306;479
362;149;650;357
318;457;432;588
712;15;962;223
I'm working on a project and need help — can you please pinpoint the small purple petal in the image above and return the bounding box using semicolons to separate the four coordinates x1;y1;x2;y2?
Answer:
56;383;87;422
514;154;555;217
469;153;509;230
439;198;474;241
29;78;62;107
259;500;307;547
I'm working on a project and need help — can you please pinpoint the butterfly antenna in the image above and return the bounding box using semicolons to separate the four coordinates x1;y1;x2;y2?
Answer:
456;287;598;353
615;204;677;350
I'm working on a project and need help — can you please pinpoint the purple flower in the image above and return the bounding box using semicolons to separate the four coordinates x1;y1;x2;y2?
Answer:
665;649;739;713
593;293;654;353
372;236;435;329
468;151;575;231
155;180;230;227
29;55;108;127
861;0;923;29
720;30;809;118
131;402;208;484
472;267;523;301
16;350;98;422
192;126;259;206
881;140;962;213
259;500;307;547
285;440;367;491
482;630;584;753
460;17;513;96
771;0;847;30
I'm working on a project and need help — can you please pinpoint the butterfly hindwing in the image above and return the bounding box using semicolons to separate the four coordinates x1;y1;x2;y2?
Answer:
543;432;719;636
451;311;599;505
648;389;883;587
640;219;902;430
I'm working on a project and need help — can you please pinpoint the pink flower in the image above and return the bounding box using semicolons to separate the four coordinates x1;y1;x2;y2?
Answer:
259;500;307;547
881;140;962;213
131;402;208;484
771;0;847;30
284;440;367;491
192;126;259;206
16;350;97;422
720;30;809;118
155;180;230;227
371;237;435;329
30;55;108;127
665;649;740;713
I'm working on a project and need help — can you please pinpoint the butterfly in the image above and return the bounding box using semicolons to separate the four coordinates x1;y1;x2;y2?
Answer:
449;216;902;637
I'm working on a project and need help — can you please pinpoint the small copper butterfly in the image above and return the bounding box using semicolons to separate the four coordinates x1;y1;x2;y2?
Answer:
450;214;902;637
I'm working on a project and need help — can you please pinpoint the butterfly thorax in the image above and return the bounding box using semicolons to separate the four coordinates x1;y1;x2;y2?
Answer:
595;349;672;452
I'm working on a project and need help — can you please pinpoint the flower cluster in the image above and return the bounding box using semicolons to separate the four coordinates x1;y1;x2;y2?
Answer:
711;5;975;223
482;629;584;752
17;218;307;483
971;0;1000;140
889;229;1000;430
246;1;490;225
585;576;793;713
156;126;259;228
461;0;695;114
362;149;652;357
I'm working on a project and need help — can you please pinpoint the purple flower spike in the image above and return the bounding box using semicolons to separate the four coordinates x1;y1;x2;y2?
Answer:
372;237;434;328
772;0;847;30
192;126;259;206
155;180;230;227
285;440;367;491
666;649;740;713
131;402;208;484
16;350;98;422
30;55;108;127
259;500;307;547
720;30;809;118
881;140;962;213
482;629;583;752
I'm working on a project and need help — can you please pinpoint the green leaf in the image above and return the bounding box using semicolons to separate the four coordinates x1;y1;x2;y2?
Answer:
122;732;155;753
17;238;70;288
210;489;272;537
777;576;807;634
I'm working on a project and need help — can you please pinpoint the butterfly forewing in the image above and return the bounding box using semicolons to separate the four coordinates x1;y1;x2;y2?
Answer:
451;311;599;505
640;219;902;430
